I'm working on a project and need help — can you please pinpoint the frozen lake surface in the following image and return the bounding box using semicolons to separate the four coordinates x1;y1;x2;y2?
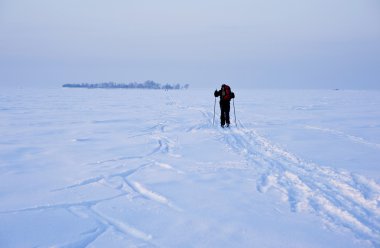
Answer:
1;88;380;247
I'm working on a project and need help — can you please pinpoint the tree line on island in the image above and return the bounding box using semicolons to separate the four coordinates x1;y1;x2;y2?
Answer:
62;81;189;90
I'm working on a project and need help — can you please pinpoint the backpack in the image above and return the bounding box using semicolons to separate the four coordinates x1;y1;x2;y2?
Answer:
221;84;231;101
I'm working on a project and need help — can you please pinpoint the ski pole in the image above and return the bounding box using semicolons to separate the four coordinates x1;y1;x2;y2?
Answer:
233;98;237;127
213;96;216;126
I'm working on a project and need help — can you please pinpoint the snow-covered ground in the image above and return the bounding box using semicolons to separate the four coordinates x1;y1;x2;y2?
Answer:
1;88;380;247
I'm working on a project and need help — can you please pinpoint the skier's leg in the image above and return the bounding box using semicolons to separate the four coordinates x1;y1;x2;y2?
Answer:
225;102;231;125
220;102;225;126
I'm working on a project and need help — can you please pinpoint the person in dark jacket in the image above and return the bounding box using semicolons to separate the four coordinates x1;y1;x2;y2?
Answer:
214;84;235;127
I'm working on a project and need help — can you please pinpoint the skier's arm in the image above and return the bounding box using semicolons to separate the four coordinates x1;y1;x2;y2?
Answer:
231;92;235;99
214;90;220;97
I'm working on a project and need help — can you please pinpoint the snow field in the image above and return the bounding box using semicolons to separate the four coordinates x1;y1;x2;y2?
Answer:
0;88;380;247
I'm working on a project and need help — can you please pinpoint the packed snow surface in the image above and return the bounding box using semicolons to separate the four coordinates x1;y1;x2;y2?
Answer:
1;88;380;247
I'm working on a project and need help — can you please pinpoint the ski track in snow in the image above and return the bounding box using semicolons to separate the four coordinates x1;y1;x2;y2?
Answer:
219;121;380;247
304;125;380;150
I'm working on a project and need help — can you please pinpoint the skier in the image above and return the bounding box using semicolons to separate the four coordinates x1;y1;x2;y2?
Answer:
214;84;235;127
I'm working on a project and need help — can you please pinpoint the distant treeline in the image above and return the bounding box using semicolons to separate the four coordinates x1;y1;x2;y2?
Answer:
62;81;189;90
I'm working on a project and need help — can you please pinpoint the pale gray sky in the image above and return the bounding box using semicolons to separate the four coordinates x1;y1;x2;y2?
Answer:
1;0;379;89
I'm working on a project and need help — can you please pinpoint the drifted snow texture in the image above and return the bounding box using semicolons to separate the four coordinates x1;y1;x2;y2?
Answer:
0;89;380;247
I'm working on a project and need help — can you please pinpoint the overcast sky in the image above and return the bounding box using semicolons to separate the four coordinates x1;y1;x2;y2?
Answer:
1;0;379;89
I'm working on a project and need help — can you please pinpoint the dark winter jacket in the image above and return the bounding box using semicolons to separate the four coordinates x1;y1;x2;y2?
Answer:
214;87;235;101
